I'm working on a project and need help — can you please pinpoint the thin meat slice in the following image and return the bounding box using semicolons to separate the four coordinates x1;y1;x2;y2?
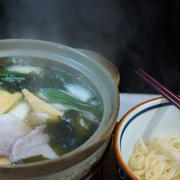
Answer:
0;114;30;156
12;126;58;162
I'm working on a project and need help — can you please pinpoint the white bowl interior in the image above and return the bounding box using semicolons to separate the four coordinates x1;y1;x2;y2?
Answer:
117;98;180;164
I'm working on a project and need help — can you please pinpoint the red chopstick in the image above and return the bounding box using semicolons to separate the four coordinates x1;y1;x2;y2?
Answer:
135;69;180;110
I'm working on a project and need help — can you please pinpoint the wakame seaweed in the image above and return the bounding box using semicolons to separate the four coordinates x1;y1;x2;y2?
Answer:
44;112;96;156
44;119;83;155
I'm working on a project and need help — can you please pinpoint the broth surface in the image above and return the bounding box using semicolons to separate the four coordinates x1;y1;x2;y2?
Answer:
0;57;103;165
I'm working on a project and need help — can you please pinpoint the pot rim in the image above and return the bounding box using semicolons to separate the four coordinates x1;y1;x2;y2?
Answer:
0;39;120;176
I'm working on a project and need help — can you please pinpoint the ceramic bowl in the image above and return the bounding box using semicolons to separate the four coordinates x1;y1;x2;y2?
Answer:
0;39;120;180
114;97;180;180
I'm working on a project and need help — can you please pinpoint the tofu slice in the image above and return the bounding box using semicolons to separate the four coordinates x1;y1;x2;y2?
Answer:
65;84;93;102
22;89;62;121
0;90;22;114
6;65;42;74
9;101;30;121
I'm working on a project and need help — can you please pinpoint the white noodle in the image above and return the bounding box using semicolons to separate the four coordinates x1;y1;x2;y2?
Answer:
129;136;180;180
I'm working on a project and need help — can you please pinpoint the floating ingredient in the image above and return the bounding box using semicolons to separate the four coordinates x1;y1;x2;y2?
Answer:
26;112;50;128
22;89;62;121
9;101;30;121
0;155;11;165
0;114;31;157
0;68;26;83
11;126;58;162
62;110;94;138
40;88;103;116
45;119;81;155
0;90;22;114
6;65;42;74
65;84;93;102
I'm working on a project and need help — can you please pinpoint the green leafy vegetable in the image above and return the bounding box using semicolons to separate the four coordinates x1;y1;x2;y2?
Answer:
2;77;26;82
0;69;12;76
0;67;73;93
45;120;77;155
0;68;27;92
0;68;65;92
62;109;96;138
44;116;94;156
40;88;103;116
0;69;26;82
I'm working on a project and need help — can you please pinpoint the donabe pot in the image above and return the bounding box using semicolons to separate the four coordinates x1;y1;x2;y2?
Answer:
0;39;120;180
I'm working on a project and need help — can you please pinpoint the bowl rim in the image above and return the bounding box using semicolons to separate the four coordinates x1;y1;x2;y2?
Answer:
114;96;165;180
0;39;120;177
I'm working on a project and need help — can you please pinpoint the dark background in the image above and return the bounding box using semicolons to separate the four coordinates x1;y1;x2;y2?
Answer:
0;0;179;93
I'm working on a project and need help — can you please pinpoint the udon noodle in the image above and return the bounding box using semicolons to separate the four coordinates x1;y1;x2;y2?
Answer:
129;136;180;180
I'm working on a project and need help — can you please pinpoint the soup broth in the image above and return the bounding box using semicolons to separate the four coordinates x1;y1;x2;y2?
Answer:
0;57;103;165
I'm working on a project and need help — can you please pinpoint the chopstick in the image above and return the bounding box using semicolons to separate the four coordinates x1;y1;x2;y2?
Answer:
135;69;180;110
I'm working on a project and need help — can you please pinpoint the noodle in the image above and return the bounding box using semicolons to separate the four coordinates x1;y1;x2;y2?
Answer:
128;136;180;180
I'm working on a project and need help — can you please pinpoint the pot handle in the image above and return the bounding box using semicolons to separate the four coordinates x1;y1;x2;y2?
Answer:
76;48;120;86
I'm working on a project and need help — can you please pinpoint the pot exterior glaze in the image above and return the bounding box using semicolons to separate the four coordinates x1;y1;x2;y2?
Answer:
19;142;108;180
0;39;120;180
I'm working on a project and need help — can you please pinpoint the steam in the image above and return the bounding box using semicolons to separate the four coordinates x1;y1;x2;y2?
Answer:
0;0;178;93
3;0;62;42
1;0;138;64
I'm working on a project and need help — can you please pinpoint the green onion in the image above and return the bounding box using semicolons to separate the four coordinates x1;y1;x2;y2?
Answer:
2;77;26;82
40;88;103;116
0;68;26;82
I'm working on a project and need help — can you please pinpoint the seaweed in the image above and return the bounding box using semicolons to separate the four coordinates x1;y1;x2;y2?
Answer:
44;111;97;156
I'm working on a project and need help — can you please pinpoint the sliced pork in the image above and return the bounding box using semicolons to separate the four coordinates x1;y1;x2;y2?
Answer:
12;126;58;162
0;114;30;156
